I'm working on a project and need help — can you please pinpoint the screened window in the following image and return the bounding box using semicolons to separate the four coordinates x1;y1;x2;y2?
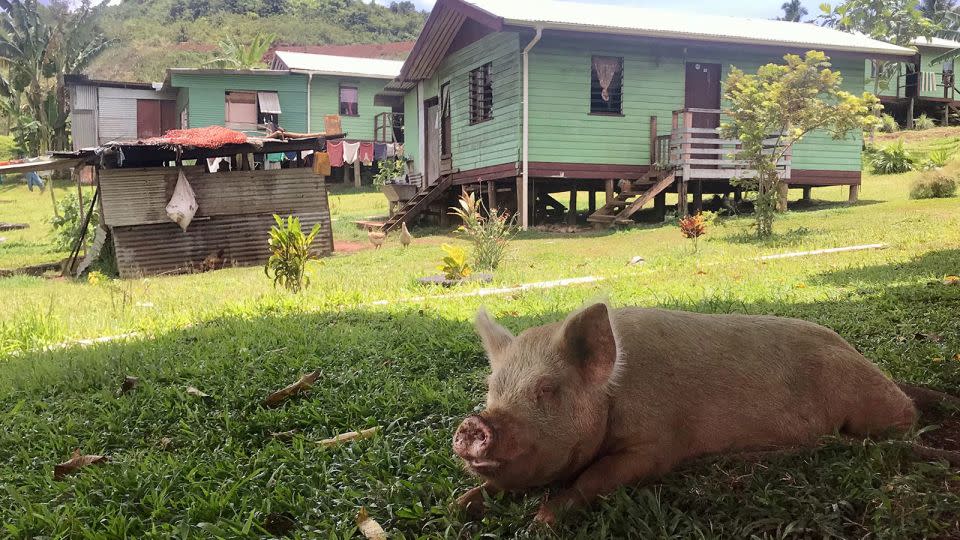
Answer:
590;56;623;115
469;63;493;124
340;85;359;116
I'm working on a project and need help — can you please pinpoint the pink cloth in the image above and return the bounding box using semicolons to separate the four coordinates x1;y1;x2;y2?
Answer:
359;142;375;166
327;141;344;167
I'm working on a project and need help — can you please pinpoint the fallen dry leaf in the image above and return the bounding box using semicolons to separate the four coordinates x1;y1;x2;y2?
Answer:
185;386;211;399
356;507;387;540
262;369;322;408
54;449;108;480
158;437;173;450
915;332;944;343
270;429;299;441
117;375;139;396
944;275;960;286
319;427;379;448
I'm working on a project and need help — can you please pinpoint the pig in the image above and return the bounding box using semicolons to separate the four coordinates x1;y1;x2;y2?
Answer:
452;303;917;525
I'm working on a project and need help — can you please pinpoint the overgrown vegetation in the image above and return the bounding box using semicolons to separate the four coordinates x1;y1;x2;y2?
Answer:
871;140;918;174
449;191;516;271
880;112;900;133
910;170;958;198
48;195;99;251
437;243;471;280
264;214;321;293
373;157;407;188
722;51;879;238
915;113;938;130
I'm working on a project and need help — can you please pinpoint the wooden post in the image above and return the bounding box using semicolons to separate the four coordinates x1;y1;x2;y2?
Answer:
848;184;860;203
342;166;349;183
567;188;578;225
734;188;743;203
649;115;658;166
907;98;915;129
74;167;85;257
776;182;789;212
588;190;596;213
693;180;703;213
654;192;666;221
945;103;951;127
678;180;688;216
516;176;524;218
802;186;812;202
487;181;497;211
605;178;614;202
354;160;362;188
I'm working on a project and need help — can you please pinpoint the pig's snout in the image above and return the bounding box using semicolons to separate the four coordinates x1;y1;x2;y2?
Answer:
453;415;494;460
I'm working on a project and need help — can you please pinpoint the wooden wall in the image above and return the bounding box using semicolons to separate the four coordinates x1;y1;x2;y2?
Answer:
100;167;333;278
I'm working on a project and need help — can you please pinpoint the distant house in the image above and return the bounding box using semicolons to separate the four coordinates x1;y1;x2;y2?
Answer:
64;75;177;150
868;37;960;127
377;0;915;231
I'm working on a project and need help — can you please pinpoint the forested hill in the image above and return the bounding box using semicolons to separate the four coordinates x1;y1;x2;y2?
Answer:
86;0;428;82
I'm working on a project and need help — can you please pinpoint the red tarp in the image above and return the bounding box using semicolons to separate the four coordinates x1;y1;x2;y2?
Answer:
140;126;248;149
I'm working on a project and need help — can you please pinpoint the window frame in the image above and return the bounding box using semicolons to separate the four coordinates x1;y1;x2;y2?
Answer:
440;82;452;157
224;91;259;130
589;55;625;116
339;85;360;117
469;62;494;125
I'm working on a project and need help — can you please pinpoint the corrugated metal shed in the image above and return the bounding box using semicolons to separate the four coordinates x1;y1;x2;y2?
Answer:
100;167;333;278
97;87;177;144
71;110;97;150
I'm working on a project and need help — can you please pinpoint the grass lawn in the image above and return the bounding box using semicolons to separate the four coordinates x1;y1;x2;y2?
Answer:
1;136;960;537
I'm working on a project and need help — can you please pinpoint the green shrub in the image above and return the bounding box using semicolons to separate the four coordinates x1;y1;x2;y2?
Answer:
437;243;472;280
870;140;916;174
0;135;16;161
923;148;951;170
373;158;406;188
910;172;958;199
449;191;516;271
264;215;321;293
879;113;899;133
914;113;936;130
49;194;99;251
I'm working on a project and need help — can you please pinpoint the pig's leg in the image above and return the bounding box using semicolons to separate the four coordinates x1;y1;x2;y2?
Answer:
455;482;503;518
534;450;671;526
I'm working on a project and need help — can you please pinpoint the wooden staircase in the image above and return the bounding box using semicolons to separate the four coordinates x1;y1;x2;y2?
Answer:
587;172;676;227
380;174;454;233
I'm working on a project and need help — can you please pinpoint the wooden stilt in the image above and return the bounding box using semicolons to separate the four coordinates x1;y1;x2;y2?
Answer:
802;186;812;202
354;160;362;188
654;192;666;221
516;176;524;219
907;98;915;129
342;166;349;183
605;178;614;202
693;180;703;213
945;103;950;127
678;180;689;216
588;190;596;213
848;184;860;203
487;182;497;211
734;188;743;203
776;182;789;212
567;188;578;225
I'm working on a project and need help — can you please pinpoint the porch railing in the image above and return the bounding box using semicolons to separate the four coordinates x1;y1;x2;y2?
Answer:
374;112;404;144
663;108;790;181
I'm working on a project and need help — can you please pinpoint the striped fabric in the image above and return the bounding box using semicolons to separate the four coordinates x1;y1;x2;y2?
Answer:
920;71;940;94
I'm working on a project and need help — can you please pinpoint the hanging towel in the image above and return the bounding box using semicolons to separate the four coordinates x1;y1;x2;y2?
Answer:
374;142;387;161
385;142;396;158
327;141;344;167
343;141;360;165
920;71;939;94
359;142;375;165
313;152;332;176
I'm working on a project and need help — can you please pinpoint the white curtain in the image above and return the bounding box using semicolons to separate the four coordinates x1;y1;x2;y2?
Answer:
593;57;620;102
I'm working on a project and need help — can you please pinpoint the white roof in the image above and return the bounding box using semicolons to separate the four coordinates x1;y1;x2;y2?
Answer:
911;36;960;50
273;51;404;78
464;0;916;57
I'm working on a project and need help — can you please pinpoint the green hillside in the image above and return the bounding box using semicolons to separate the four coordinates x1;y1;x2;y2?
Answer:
85;0;427;82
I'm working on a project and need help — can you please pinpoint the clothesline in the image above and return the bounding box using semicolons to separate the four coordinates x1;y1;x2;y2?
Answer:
326;141;404;167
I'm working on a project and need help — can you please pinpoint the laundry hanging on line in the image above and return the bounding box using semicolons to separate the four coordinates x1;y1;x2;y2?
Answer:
374;142;387;161
359;142;375;166
343;141;361;165
327;141;344;167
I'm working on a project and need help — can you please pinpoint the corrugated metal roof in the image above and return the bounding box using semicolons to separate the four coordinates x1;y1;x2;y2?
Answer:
462;0;916;57
257;91;282;114
274;51;404;78
911;36;960;50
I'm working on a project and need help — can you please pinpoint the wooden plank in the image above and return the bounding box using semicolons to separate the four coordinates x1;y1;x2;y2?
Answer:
614;172;675;222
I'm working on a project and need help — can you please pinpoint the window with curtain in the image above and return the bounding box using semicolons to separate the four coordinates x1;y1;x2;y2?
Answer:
340;85;359;116
469;63;493;124
590;56;623;115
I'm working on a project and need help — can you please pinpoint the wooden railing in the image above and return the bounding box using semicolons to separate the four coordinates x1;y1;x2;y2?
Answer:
664;108;790;181
374;112;404;143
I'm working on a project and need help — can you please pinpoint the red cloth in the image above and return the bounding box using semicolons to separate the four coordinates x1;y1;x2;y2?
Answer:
327;141;344;167
358;142;375;165
140;126;247;149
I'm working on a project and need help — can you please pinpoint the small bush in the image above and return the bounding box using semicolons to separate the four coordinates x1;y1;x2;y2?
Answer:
373;158;406;188
910;172;958;199
914;113;936;130
879;113;899;133
49;195;99;251
264;215;321;293
449;191;516;271
870;140;916;175
437;244;472;280
922;148;951;170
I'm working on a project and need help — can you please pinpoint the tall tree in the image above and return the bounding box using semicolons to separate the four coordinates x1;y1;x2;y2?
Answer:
778;0;809;22
819;0;938;96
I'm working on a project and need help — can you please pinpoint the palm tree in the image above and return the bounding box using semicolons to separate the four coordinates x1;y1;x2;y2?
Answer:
778;0;808;22
204;33;277;70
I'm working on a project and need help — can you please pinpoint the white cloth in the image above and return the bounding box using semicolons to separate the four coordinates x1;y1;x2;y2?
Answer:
206;157;230;173
385;143;396;158
166;170;198;232
342;141;360;165
920;71;939;94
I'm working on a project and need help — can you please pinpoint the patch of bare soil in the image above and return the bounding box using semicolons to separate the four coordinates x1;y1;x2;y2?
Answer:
921;413;960;453
875;126;960;145
334;240;370;254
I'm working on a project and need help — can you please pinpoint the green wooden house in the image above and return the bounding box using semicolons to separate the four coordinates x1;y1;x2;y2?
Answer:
377;0;915;231
867;37;960;127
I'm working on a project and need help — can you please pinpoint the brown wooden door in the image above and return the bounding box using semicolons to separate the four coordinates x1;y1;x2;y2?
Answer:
160;101;176;134
684;63;722;168
136;99;162;138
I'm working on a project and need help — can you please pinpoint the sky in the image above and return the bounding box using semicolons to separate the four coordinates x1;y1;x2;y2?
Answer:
371;0;786;18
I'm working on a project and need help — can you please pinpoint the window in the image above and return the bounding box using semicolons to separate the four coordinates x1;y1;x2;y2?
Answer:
440;83;452;156
469;63;493;124
590;56;623;115
225;91;258;129
340;85;359;116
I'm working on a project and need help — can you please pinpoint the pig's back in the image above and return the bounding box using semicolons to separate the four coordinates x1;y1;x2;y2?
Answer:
606;308;914;460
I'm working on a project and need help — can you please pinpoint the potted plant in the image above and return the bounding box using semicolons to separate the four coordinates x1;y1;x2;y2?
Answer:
375;158;416;216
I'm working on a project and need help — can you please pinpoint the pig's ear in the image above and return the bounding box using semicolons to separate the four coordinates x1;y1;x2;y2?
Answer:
557;303;619;386
475;308;514;365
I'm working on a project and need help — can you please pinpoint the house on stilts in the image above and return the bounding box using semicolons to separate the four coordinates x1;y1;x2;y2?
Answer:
869;37;960;128
376;0;916;230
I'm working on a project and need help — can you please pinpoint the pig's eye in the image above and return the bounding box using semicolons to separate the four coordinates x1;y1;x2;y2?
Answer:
534;380;558;404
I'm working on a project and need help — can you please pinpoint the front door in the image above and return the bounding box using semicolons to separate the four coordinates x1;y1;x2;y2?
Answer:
425;100;441;186
684;62;721;128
